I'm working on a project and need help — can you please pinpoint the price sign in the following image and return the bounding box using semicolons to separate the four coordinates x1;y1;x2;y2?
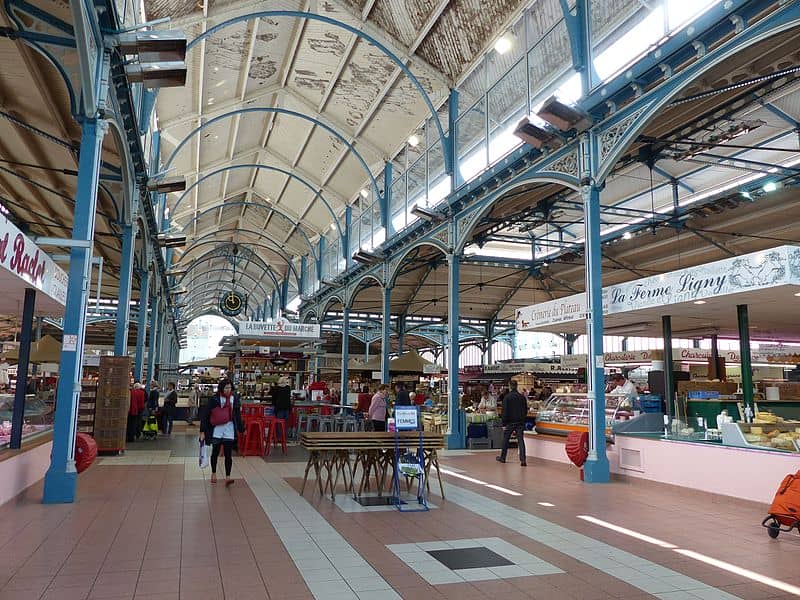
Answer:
394;406;419;431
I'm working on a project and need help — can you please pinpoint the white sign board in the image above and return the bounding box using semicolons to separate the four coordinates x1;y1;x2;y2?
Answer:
517;245;800;331
239;317;321;340
63;334;78;352
371;371;382;380
394;406;419;431
484;362;577;374
423;364;442;374
0;217;68;305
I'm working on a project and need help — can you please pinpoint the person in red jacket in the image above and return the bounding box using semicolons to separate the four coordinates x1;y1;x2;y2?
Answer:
127;381;146;443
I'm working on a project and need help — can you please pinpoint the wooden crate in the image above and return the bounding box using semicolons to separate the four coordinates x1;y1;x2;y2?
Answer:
94;356;131;453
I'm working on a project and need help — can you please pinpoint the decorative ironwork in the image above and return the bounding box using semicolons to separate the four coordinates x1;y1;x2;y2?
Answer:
540;148;579;180
597;106;649;167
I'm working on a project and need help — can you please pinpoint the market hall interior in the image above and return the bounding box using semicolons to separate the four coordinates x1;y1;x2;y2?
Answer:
2;0;800;598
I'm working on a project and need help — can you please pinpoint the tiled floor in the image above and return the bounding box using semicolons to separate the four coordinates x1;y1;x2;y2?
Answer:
1;426;800;599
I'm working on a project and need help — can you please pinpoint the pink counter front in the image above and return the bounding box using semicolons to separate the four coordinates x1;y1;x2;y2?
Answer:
524;432;798;504
0;439;52;506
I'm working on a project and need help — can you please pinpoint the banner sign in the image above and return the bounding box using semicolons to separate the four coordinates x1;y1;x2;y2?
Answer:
517;245;800;331
484;362;577;374
0;217;67;306
239;317;321;340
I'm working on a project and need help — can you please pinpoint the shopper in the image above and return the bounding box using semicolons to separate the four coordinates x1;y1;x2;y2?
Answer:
186;384;200;425
273;375;292;422
127;382;145;443
496;380;527;466
394;381;411;406
163;382;178;435
200;379;244;486
368;385;389;431
146;380;159;414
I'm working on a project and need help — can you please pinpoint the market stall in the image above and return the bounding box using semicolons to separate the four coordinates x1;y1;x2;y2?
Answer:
0;218;67;453
515;245;800;500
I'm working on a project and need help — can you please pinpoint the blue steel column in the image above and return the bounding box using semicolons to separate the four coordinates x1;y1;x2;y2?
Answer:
397;312;406;354
148;295;159;384
382;162;393;237
10;288;35;449
300;256;308;296
344;206;352;269
581;134;610;483
448;89;460;189
381;286;391;385
43;117;108;504
114;222;136;355
341;307;350;403
155;307;165;383
134;268;150;381
280;277;290;312
447;251;463;449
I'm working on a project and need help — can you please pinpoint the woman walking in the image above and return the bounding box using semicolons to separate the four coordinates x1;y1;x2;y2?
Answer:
199;379;244;486
163;382;178;435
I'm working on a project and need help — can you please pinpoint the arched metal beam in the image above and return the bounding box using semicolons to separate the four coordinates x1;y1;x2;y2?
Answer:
347;273;385;309
454;174;580;255
178;245;282;292
180;283;270;319
163;108;380;199
177;232;301;290
180;268;272;305
186;10;449;170
177;200;318;261
171;163;344;242
179;307;241;330
387;240;448;288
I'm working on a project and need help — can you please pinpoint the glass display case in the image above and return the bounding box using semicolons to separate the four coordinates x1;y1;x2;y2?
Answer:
534;393;634;437
0;394;54;449
722;421;800;452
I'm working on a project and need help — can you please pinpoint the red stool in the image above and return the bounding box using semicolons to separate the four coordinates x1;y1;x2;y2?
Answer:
265;417;287;456
242;420;265;456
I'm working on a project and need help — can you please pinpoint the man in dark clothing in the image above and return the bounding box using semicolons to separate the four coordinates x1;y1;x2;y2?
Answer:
273;376;292;422
496;380;528;466
394;382;411;406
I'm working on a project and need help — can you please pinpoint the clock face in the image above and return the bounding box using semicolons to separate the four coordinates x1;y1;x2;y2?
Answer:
220;290;244;317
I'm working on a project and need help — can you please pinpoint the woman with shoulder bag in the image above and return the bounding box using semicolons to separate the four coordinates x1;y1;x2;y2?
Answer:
199;379;245;486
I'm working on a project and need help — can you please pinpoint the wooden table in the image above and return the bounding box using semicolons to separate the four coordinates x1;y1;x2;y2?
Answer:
300;432;445;500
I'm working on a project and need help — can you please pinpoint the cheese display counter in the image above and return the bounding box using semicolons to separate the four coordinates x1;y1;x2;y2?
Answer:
534;393;634;437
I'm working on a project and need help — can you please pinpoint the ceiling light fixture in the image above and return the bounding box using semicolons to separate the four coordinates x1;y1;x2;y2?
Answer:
623;231;632;240
147;176;186;193
360;188;369;199
536;95;591;132
494;33;512;55
693;300;706;305
513;117;559;149
157;233;187;248
408;134;420;148
762;181;778;193
411;205;444;223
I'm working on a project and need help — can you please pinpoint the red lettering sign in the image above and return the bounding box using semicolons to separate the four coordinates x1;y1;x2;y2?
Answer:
10;234;45;285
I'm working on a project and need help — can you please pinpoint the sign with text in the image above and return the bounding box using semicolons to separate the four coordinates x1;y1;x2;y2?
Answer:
394;406;419;431
422;364;442;374
517;245;800;331
239;317;321;340
484;362;577;374
0;217;67;306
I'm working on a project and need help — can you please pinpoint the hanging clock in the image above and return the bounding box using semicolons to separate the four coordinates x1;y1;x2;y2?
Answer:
220;290;245;317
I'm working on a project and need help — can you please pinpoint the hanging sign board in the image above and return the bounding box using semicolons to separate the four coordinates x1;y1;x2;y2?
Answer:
517;246;800;331
239;317;321;340
423;364;442;374
0;217;67;306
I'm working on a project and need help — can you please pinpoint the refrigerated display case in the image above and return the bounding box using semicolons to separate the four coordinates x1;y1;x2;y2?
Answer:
534;393;634;437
